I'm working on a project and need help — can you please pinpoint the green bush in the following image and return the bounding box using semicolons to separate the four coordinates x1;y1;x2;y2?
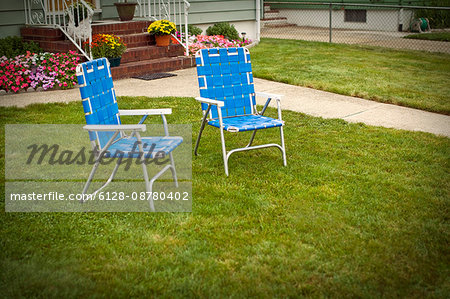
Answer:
0;36;43;58
176;24;203;36
206;22;240;41
188;24;203;36
414;0;450;29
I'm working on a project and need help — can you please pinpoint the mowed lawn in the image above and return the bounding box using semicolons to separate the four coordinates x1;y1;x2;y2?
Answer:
251;38;450;115
1;97;449;297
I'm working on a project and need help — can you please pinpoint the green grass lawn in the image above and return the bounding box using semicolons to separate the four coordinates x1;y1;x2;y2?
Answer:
405;32;450;42
251;38;450;115
1;97;449;297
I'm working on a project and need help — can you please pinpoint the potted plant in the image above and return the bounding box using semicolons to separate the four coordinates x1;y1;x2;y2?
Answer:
147;20;177;47
85;34;127;67
114;0;137;21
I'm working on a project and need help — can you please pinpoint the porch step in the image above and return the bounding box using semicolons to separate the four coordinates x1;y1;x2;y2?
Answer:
92;20;152;35
21;27;63;41
111;56;195;80
121;45;184;63
20;20;193;80
119;33;155;48
24;39;78;53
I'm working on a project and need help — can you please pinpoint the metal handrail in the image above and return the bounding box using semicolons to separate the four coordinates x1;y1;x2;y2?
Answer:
23;0;93;60
136;0;190;56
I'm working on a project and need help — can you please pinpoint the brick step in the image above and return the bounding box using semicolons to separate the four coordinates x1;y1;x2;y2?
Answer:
111;56;195;80
21;27;64;41
25;40;78;53
92;20;152;35
119;33;155;48
121;45;184;63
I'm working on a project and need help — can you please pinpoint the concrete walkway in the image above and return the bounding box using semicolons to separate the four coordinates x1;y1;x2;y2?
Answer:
1;67;449;137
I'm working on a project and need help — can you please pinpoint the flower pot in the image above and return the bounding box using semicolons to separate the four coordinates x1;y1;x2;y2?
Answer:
155;35;171;47
114;2;137;21
107;57;122;68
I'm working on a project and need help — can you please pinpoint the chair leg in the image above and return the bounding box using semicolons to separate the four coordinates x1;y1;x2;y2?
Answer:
82;159;120;200
82;160;100;197
169;152;179;187
219;128;229;176
141;161;155;212
194;106;211;156
194;119;207;156
280;126;287;166
246;130;257;148
136;136;155;212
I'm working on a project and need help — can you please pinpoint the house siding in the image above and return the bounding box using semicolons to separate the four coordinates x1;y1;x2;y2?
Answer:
0;0;258;39
99;0;256;24
0;2;27;38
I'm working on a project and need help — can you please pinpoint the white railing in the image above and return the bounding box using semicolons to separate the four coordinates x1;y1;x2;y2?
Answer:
136;0;190;56
23;0;93;60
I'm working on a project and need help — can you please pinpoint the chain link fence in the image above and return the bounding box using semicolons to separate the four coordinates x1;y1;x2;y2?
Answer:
261;1;450;54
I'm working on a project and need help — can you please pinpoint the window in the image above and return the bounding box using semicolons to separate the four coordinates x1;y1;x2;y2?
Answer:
344;9;367;23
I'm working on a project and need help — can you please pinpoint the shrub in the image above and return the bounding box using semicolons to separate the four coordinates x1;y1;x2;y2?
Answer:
0;36;43;59
415;0;450;29
188;24;203;36
176;24;202;36
206;22;240;41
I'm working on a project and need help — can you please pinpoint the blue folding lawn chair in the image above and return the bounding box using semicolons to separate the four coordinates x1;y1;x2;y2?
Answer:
194;47;286;176
76;58;182;211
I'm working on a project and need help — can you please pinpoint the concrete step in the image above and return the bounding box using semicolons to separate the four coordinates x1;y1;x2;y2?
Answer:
264;11;280;19
263;23;298;28
111;56;195;80
261;17;291;27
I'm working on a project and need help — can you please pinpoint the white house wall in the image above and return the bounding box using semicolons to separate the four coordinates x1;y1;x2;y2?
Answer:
278;9;414;31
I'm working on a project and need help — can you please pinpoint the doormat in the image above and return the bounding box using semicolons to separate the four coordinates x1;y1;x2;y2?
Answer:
132;73;177;81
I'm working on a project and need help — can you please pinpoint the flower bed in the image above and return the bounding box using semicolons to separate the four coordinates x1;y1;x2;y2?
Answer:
0;50;81;93
173;33;252;56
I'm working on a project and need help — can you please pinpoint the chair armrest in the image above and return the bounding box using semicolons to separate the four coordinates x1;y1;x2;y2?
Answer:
83;124;146;132
195;97;225;107
119;109;172;116
256;92;283;100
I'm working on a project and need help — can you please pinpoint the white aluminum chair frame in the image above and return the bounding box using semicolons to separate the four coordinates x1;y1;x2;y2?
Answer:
81;109;178;212
194;92;287;176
